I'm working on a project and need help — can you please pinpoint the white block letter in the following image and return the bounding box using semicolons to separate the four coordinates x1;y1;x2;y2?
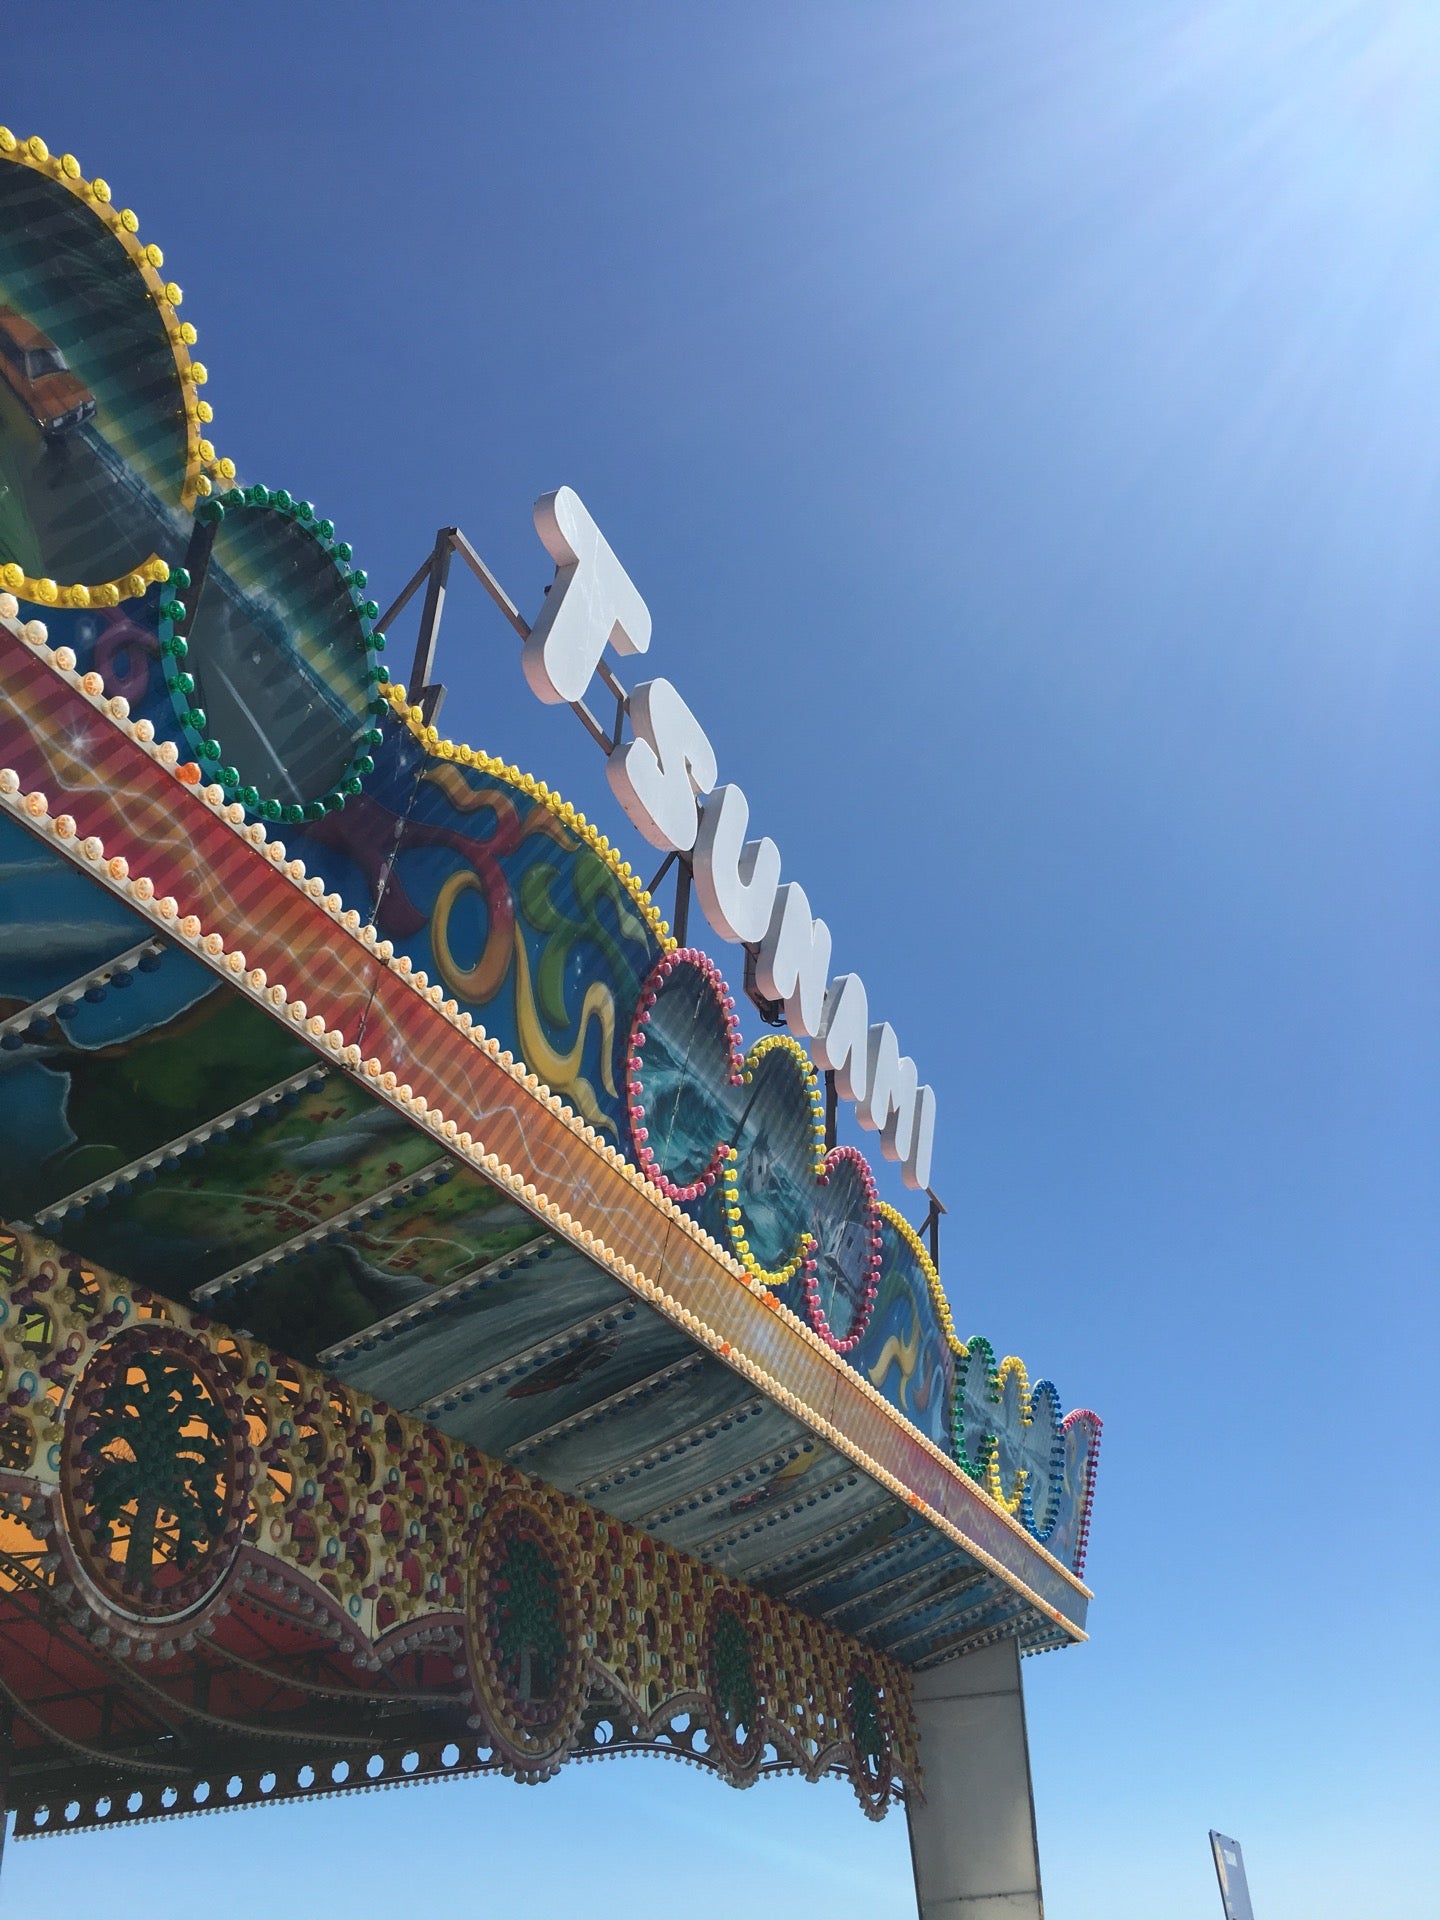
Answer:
693;785;782;944
755;883;832;1037
523;486;652;705
606;679;718;854
812;972;870;1103
904;1083;937;1192
859;1022;935;1189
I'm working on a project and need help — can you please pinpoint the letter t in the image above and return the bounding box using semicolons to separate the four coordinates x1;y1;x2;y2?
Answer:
523;487;652;704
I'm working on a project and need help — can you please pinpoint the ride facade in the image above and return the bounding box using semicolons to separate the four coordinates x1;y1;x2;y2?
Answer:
0;127;1100;1918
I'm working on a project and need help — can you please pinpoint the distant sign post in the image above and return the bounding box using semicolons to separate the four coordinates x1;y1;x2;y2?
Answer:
1210;1831;1256;1920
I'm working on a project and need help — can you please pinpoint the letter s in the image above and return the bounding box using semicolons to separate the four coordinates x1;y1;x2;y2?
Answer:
606;678;718;853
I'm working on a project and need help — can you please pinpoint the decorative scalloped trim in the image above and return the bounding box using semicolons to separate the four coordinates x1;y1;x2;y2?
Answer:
883;1203;1073;1540
0;1230;922;1813
1061;1408;1103;1578
798;1145;882;1354
951;1334;997;1479
744;1035;828;1179
383;682;674;952
0;607;1094;1616
626;950;743;1202
1022;1378;1066;1542
878;1200;962;1354
158;496;385;818
984;1353;1032;1514
723;1036;826;1288
0;129;211;607
722;1144;814;1288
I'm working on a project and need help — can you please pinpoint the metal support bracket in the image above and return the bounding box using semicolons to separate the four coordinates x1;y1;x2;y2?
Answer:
921;1192;946;1270
372;526;949;1235
376;525;624;754
672;858;692;946
742;944;786;1028
409;528;456;726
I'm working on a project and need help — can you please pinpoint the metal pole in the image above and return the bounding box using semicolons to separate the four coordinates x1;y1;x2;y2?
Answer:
925;1193;945;1270
409;528;456;718
451;528;530;640
673;858;692;946
906;1637;1043;1920
374;552;437;638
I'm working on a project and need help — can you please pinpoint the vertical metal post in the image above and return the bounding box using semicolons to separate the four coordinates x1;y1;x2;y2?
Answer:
672;858;692;947
1210;1832;1257;1920
924;1193;945;1270
907;1637;1044;1920
825;1070;838;1151
409;528;456;725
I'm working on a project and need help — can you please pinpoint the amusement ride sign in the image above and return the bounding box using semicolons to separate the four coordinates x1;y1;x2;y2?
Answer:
0;126;1099;1920
522;486;937;1193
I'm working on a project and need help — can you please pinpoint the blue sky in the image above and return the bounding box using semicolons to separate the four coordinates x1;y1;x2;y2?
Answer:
11;4;1440;1915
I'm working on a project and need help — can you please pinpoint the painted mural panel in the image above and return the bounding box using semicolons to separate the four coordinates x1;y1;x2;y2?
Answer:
0;124;1100;1575
325;1241;633;1413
